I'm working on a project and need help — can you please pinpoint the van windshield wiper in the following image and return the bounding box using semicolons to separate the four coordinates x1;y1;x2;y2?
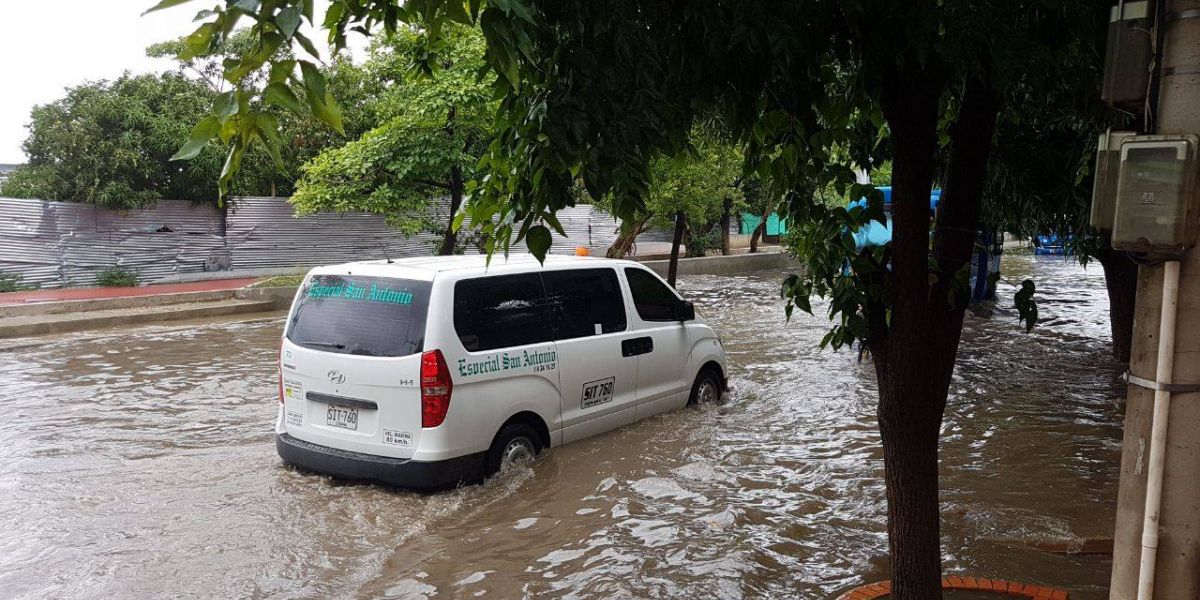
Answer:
298;341;346;350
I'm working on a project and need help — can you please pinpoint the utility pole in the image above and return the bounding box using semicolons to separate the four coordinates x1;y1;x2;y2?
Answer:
1110;1;1200;598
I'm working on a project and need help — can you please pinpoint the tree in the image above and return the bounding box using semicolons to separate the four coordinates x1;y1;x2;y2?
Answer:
0;32;377;206
153;2;1106;597
603;131;742;285
289;26;492;254
0;73;223;207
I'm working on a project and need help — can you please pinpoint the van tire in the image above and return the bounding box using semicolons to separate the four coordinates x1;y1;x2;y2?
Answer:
485;422;542;477
688;369;722;406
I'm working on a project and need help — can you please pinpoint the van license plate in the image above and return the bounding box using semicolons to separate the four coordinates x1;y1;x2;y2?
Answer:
325;405;359;430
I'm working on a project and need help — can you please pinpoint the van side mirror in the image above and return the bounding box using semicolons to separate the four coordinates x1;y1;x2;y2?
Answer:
676;300;696;321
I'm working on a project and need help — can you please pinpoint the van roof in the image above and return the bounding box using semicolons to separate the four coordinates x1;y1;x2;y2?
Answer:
306;254;643;281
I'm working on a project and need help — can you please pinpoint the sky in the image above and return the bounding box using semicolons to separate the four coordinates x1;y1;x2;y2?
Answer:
0;0;351;165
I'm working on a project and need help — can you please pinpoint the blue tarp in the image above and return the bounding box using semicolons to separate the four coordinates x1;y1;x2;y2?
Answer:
847;186;941;250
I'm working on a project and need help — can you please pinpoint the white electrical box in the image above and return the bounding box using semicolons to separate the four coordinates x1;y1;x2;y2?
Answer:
1112;134;1200;257
1091;130;1137;232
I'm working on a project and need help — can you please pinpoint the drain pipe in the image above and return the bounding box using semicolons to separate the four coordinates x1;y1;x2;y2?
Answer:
1136;259;1181;600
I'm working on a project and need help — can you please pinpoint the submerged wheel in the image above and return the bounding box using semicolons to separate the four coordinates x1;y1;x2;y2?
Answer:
486;422;542;476
688;369;722;405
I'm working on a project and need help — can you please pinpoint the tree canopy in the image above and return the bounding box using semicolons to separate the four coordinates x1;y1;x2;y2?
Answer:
290;25;492;252
0;73;226;207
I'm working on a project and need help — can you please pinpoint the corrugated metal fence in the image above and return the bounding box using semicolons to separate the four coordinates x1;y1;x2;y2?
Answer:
0;196;627;288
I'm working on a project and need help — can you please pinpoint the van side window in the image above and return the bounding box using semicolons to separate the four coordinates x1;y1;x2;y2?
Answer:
543;268;627;340
624;268;678;322
454;274;551;352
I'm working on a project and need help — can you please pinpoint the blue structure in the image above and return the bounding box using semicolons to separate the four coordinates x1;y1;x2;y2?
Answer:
846;186;942;250
1033;234;1072;255
738;212;788;236
847;186;1001;303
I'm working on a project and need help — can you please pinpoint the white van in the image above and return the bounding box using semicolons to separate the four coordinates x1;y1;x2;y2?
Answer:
274;255;727;490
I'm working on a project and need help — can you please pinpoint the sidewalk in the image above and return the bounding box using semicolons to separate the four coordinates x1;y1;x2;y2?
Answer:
0;277;259;306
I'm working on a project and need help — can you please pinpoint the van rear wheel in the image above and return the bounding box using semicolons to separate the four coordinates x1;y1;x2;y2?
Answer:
486;423;542;476
688;369;722;406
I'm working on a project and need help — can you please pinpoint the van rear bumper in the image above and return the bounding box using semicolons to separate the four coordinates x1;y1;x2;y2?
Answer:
276;433;486;491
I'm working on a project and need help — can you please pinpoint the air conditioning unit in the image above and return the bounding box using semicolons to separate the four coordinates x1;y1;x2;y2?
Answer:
1102;1;1153;112
1111;134;1200;257
1091;130;1138;232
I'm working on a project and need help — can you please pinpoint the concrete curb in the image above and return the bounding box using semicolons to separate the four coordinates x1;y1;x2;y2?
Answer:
0;299;279;338
640;251;799;278
235;287;299;310
0;290;239;319
838;577;1069;599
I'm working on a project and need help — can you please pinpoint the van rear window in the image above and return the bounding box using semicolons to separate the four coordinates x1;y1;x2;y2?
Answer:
287;275;432;357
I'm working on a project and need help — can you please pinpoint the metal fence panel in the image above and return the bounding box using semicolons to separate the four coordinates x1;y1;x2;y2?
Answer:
0;196;684;289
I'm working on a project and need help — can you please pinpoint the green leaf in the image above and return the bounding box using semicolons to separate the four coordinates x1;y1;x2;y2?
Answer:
781;273;799;298
170;116;220;161
142;0;194;16
232;0;260;13
269;59;296;84
299;61;343;132
542;212;566;236
264;82;303;113
213;91;238;119
299;61;327;99
793;291;812;315
276;6;302;38
445;0;471;24
526;224;552;261
180;22;218;60
293;30;320;58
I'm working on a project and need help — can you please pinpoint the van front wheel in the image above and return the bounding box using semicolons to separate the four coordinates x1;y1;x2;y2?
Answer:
486;423;542;476
688;369;722;406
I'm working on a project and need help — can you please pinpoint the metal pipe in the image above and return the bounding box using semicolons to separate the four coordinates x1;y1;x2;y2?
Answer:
1136;259;1181;600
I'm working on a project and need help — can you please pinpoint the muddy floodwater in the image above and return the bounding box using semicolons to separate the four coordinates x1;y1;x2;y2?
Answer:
0;254;1124;599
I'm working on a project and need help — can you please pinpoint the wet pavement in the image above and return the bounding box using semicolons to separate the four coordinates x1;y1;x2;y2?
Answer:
0;254;1124;599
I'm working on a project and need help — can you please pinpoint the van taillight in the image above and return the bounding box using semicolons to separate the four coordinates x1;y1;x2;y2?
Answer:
421;349;453;428
277;339;285;405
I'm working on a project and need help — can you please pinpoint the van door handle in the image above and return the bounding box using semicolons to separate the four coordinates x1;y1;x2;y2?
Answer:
622;337;653;357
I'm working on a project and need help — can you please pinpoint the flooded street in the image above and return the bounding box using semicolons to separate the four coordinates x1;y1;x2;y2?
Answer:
0;254;1124;599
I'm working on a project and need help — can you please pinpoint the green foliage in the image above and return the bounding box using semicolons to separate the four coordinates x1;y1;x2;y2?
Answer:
2;73;221;207
0;60;369;206
290;26;491;235
154;0;1100;339
95;266;140;287
645;133;744;233
0;272;37;293
781;183;889;350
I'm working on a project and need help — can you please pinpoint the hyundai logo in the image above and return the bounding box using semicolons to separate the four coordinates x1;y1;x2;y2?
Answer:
327;370;346;384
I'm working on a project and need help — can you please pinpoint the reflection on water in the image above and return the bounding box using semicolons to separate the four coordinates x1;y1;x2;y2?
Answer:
0;254;1123;599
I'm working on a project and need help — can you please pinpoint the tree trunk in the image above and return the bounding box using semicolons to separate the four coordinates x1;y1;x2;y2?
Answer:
1097;248;1137;363
872;54;998;598
607;215;650;258
749;201;773;253
668;211;686;287
437;166;464;256
872;82;945;599
720;197;732;256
